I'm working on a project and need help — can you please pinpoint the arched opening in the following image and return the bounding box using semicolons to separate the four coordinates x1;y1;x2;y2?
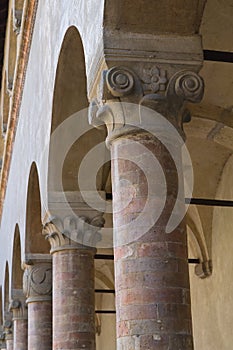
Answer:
25;162;50;254
7;9;17;85
12;225;23;290
4;262;9;318
0;72;10;130
0;286;2;326
48;25;108;195
47;26;114;349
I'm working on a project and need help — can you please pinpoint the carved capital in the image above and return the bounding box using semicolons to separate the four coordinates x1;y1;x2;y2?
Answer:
43;214;105;253
3;320;13;341
0;329;6;348
23;262;52;303
9;298;27;320
89;66;204;143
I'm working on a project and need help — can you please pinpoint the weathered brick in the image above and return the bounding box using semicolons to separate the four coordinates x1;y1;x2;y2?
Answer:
52;249;95;349
111;134;193;349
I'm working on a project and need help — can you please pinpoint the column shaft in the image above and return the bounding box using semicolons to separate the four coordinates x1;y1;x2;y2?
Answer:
28;301;52;349
53;248;96;350
13;319;27;350
112;135;193;349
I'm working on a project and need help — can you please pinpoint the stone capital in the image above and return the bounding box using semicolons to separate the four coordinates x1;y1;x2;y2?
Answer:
9;298;27;321
43;191;105;252
89;66;204;144
43;214;105;253
23;259;52;303
3;319;13;341
0;329;6;348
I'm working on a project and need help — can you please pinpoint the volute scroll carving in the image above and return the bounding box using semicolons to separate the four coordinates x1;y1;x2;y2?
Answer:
106;67;135;97
89;65;204;141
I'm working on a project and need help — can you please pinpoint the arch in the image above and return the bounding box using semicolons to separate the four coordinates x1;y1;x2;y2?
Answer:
14;0;24;12
12;224;23;290
4;262;9;316
0;286;2;325
0;71;10;129
25;162;50;254
48;26;108;196
7;9;17;84
51;26;88;133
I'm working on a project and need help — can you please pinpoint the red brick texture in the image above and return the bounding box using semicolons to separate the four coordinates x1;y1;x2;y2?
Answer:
13;319;28;350
28;301;52;349
111;134;193;349
52;248;96;350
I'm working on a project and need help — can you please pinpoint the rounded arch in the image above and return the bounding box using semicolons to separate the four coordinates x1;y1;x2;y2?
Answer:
7;9;17;84
3;262;9;316
48;25;107;196
25;162;50;254
0;71;10;130
51;26;88;133
0;286;2;326
12;224;23;290
14;0;24;12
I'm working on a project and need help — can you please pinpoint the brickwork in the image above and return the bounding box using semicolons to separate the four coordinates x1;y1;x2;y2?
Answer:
28;301;52;349
112;134;193;349
13;319;28;350
52;248;96;350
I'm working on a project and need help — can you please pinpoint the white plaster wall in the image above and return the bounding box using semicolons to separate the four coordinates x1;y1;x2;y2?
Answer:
190;154;233;350
0;0;105;292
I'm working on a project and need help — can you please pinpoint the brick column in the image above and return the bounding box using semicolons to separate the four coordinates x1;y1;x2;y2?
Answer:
43;215;104;350
9;295;28;350
23;258;52;350
89;66;204;349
